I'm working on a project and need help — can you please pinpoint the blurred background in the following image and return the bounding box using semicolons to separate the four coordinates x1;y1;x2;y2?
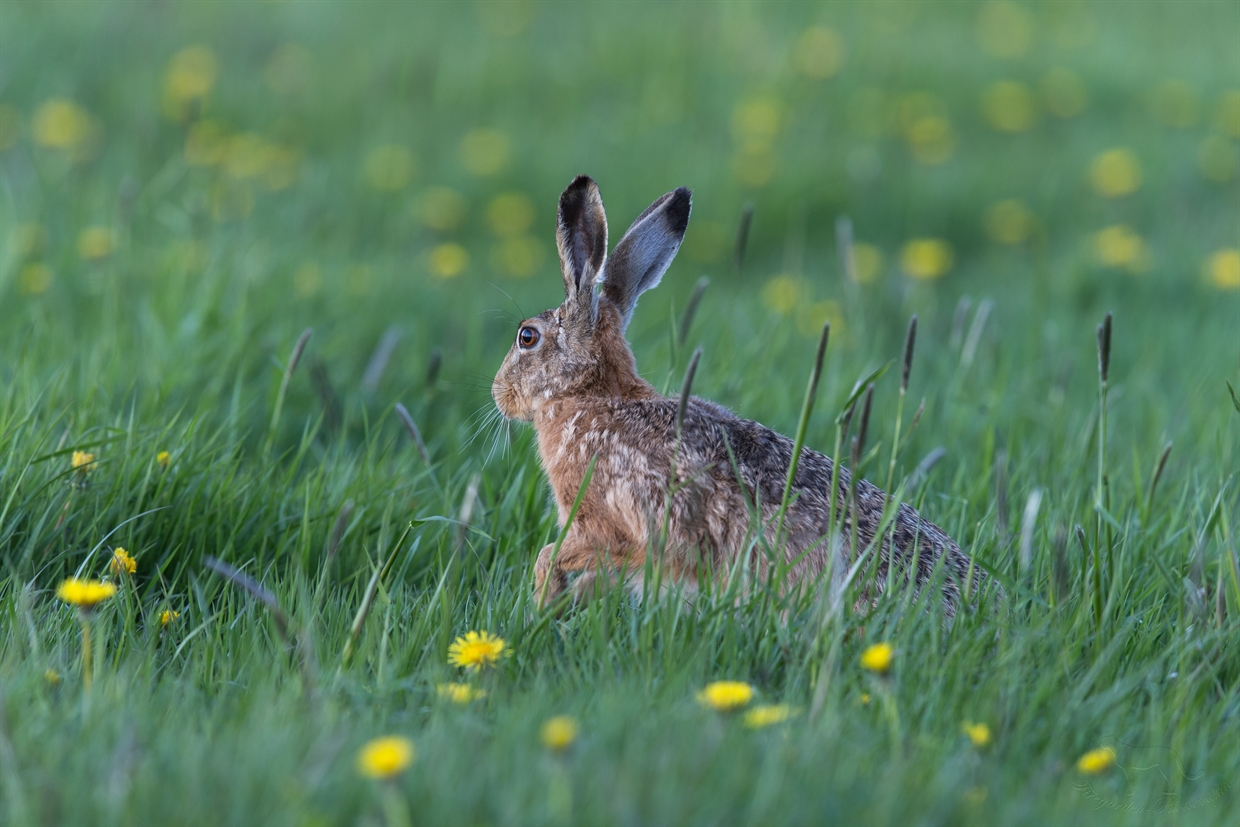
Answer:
1;0;1237;456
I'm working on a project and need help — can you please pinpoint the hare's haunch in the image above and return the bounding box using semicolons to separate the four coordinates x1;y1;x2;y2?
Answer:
493;175;987;612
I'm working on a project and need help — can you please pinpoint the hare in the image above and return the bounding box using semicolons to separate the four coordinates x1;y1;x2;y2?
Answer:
492;175;989;613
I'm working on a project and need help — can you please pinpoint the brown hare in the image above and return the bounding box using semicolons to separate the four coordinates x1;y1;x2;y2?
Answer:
492;175;988;612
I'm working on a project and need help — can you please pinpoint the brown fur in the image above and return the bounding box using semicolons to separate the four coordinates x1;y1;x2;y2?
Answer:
493;176;991;613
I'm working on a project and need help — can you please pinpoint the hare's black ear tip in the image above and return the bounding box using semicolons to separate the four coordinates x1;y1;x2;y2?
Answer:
564;175;598;196
667;186;692;235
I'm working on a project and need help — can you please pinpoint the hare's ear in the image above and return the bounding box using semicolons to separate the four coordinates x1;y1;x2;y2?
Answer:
556;175;608;324
600;187;691;330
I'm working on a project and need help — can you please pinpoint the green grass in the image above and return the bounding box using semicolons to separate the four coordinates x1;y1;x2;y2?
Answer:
2;1;1239;824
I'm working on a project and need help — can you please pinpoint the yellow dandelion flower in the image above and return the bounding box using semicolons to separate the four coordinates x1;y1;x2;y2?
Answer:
851;242;884;284
491;236;545;279
56;578;117;608
981;81;1037;133
357;736;415;779
697;681;755;712
45;668;61;686
447;630;507;670
731;96;782;151
761;274;804;315
906;116;955;165
109;548;137;576
860;642;894;673
77;226;113;260
1093;225;1149;273
744;704;795;729
429;243;470;280
984;199;1036;245
540;716;579;752
160;609;180;626
1077;747;1116;775
793;27;846;80
363;144;416;191
164;46;218;104
900;239;953;281
32;98;92;150
459;129;510;177
1206;248;1240;291
224;133;272;180
19;263;53;296
157;451;171;469
962;721;992;747
437;683;486;704
1089;148;1141;198
860;693;871;706
487;192;535;237
71;451;96;474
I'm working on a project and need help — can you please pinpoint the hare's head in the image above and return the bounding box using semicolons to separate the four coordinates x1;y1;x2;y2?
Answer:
493;175;691;421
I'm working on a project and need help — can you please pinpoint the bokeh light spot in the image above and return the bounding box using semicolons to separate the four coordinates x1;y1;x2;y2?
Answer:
1089;148;1141;198
762;274;803;314
418;187;468;232
77;226;114;260
984;199;1036;244
793;27;846;79
1093;225;1148;273
19;263;52;295
1206;248;1240;290
901;239;953;280
163;45;218;121
487;192;535;237
429;243;469;279
981;81;1036;132
852;243;884;284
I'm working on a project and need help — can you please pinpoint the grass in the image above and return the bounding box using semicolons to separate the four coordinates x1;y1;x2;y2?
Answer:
2;1;1239;824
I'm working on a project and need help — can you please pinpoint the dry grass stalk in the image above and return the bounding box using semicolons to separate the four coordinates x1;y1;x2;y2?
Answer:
362;325;402;393
395;402;431;466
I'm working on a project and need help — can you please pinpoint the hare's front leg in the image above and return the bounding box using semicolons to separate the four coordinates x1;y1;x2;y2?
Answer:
533;533;611;608
534;543;569;607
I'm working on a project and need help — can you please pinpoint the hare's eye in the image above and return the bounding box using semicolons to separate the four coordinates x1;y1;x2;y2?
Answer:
518;326;540;349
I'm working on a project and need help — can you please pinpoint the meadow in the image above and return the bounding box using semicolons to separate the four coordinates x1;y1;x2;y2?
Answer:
1;1;1239;824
